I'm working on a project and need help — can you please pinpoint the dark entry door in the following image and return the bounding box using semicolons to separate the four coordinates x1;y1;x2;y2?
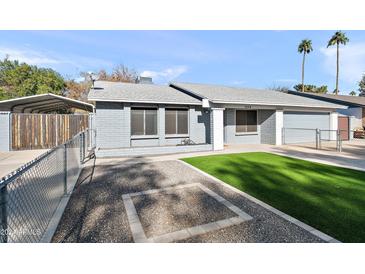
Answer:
338;116;349;141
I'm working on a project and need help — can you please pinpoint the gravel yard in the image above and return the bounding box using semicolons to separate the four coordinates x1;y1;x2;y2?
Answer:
52;159;325;243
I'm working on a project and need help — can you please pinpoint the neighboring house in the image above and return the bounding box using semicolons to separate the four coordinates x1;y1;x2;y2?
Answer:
88;80;343;157
288;91;365;130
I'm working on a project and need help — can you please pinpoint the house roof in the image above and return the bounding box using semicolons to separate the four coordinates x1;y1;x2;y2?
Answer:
0;93;94;113
287;91;365;107
170;82;345;109
88;81;202;105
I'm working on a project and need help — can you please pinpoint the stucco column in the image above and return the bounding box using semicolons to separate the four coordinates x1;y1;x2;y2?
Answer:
329;111;338;141
0;112;11;152
158;105;165;146
275;110;284;145
211;108;224;150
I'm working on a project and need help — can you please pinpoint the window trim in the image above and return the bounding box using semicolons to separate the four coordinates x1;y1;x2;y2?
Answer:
165;108;190;136
235;109;259;135
131;107;158;137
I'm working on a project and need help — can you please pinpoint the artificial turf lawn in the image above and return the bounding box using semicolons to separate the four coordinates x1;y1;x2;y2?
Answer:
182;152;365;242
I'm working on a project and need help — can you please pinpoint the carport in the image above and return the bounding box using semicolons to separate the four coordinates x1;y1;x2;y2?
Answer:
0;93;95;151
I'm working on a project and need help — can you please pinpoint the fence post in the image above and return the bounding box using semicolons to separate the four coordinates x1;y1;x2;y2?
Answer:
79;132;84;164
63;144;68;195
315;128;319;150
337;130;342;152
0;185;8;243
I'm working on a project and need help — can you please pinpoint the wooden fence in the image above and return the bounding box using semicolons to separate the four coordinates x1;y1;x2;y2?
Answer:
11;113;89;150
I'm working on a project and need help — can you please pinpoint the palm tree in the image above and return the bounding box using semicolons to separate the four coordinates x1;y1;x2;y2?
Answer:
327;31;349;95
298;39;313;92
349;91;356;96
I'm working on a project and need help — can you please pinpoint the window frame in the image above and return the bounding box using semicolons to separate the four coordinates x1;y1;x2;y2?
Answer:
165;107;189;138
131;107;158;138
235;109;258;135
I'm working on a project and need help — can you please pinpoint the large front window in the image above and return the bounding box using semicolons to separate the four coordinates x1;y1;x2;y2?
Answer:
236;110;257;133
131;108;157;136
165;109;188;135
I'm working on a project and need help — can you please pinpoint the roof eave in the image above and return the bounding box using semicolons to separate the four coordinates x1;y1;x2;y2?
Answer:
210;100;346;109
288;91;365;107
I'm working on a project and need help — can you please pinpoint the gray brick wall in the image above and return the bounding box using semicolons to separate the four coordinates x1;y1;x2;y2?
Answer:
189;106;210;144
95;102;130;149
0;112;11;151
95;102;210;149
259;110;276;145
224;109;261;144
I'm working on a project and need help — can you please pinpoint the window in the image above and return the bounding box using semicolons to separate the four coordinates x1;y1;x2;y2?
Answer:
165;109;188;135
236;110;257;133
131;108;157;136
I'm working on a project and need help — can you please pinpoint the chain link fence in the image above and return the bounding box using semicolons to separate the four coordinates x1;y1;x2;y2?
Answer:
0;129;93;243
282;127;345;152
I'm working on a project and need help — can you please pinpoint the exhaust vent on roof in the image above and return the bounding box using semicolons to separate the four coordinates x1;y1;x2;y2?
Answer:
135;76;153;84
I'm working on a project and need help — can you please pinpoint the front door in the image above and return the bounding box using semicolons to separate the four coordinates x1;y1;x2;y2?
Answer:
338;116;349;141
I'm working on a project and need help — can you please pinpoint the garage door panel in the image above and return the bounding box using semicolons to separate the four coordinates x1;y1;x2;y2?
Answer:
284;111;330;144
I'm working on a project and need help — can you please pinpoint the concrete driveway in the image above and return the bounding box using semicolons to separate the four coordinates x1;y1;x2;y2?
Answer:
53;158;332;243
0;149;48;179
272;139;365;171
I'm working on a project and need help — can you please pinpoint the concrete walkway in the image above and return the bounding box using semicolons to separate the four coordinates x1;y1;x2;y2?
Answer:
53;158;329;243
96;139;365;171
0;149;48;179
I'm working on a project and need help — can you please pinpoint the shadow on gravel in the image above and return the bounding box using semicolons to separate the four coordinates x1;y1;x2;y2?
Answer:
52;157;175;242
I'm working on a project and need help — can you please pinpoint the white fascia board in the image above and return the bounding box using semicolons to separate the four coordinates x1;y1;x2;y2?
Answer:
211;100;345;110
202;99;211;108
88;97;202;106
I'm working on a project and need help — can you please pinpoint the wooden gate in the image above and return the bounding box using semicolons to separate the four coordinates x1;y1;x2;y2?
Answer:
11;113;89;150
338;116;349;141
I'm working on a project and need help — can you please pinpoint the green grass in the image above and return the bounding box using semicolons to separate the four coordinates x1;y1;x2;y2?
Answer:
182;152;365;242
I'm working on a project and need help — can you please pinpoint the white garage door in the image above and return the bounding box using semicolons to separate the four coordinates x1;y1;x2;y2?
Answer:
283;111;330;144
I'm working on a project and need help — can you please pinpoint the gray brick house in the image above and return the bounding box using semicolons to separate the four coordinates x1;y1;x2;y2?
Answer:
88;80;343;157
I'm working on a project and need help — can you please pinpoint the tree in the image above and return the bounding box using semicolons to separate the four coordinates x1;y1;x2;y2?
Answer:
349;91;357;96
293;84;328;94
297;39;313;92
267;84;289;92
327;31;349;95
359;74;365;97
89;65;137;83
0;57;65;100
64;79;92;102
65;65;138;101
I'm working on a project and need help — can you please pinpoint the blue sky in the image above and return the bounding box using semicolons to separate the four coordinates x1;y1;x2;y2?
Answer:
1;30;364;94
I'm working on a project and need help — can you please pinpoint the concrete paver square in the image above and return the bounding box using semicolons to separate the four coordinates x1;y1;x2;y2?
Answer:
123;183;252;243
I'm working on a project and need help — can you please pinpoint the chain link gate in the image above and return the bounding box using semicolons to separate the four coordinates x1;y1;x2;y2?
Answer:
282;127;344;152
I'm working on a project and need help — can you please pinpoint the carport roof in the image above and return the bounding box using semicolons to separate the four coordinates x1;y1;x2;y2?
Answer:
0;93;94;113
171;82;346;109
